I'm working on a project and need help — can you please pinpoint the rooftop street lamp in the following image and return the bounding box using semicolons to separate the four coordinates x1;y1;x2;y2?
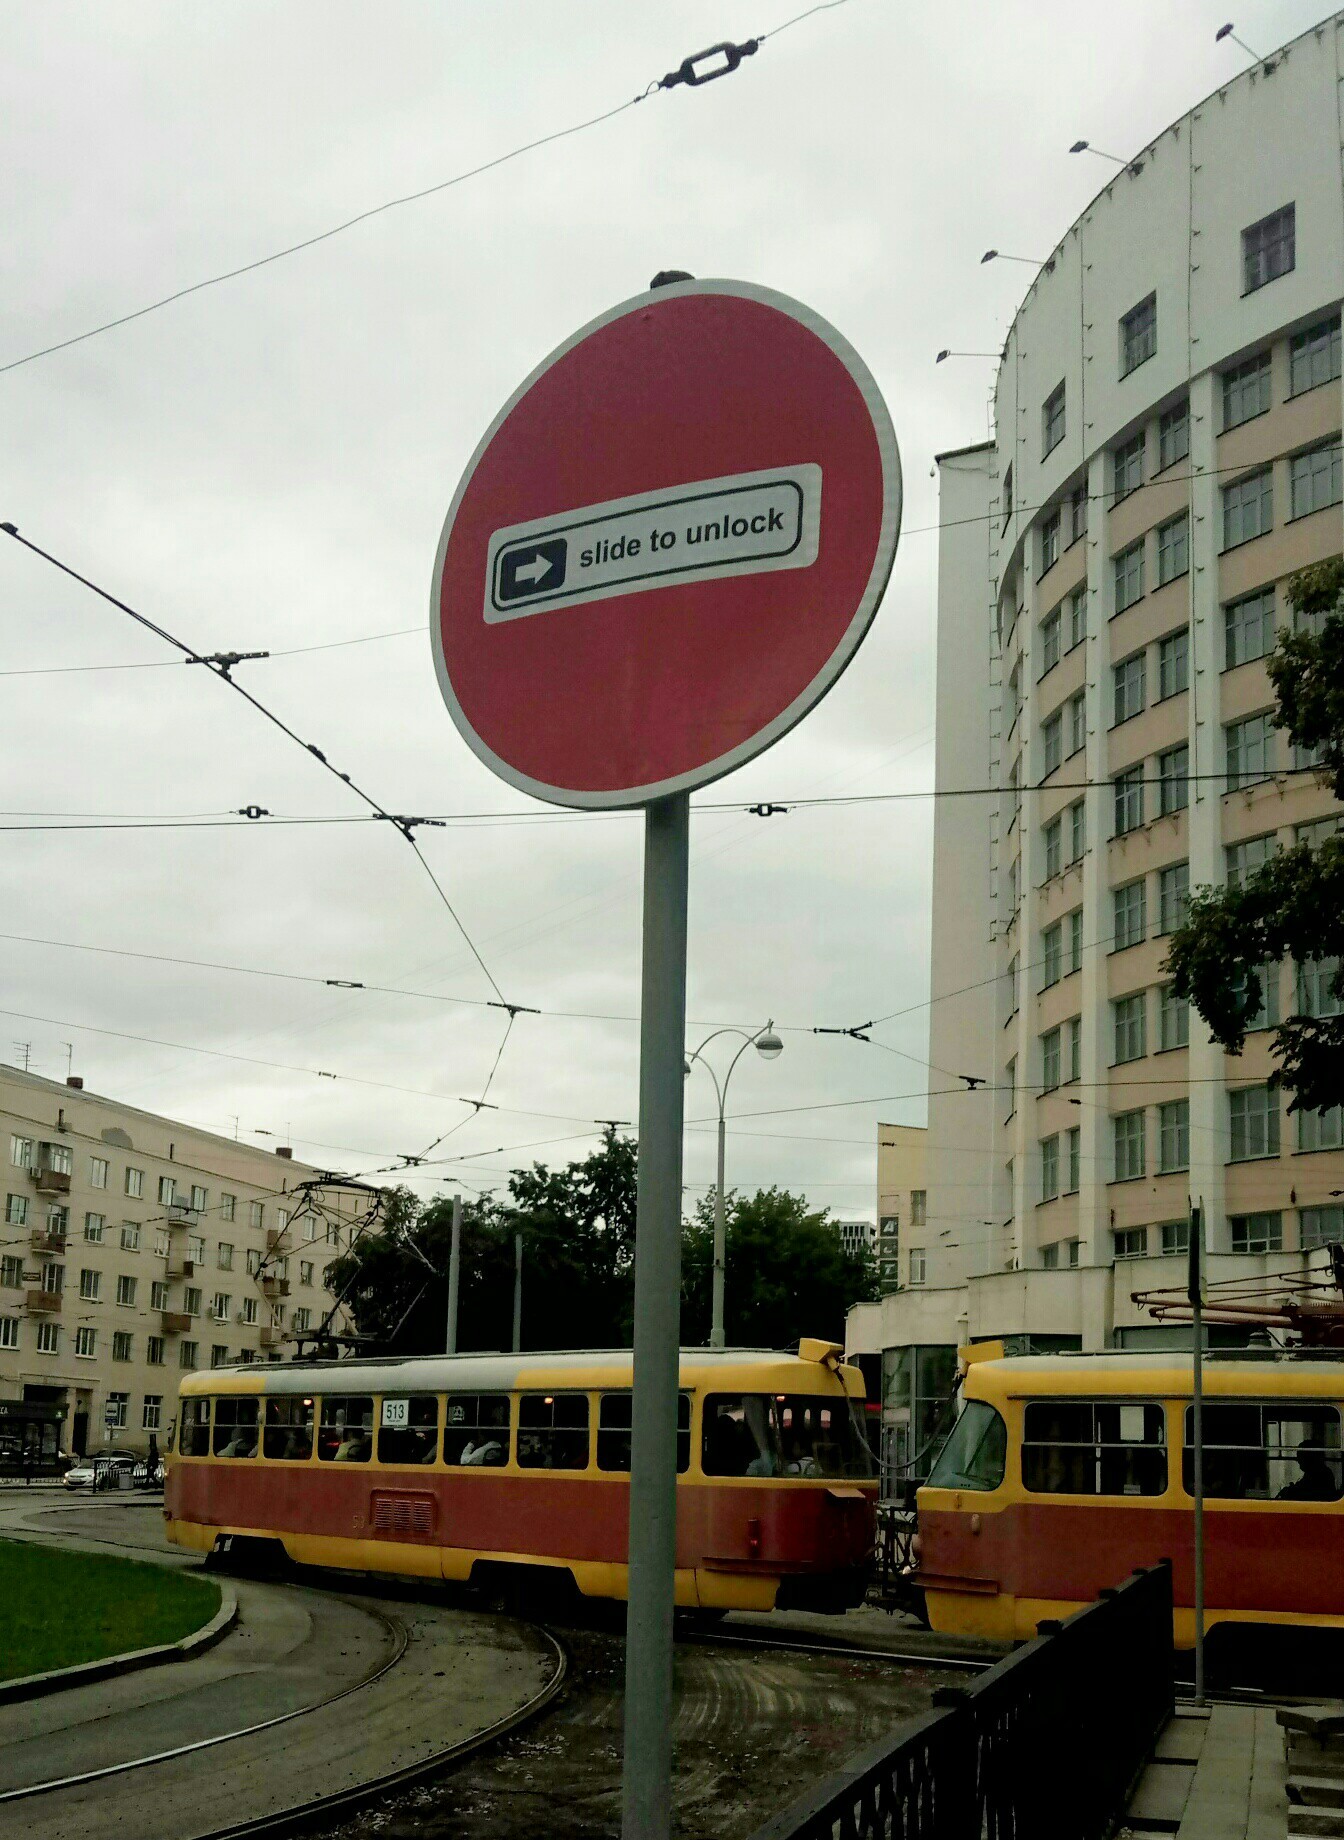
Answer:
684;1022;783;1349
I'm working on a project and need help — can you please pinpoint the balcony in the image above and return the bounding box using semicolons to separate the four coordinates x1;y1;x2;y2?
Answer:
265;1230;283;1252
24;1290;62;1314
259;1325;281;1349
28;1167;71;1195
165;1259;196;1280
260;1276;290;1299
160;1311;191;1335
29;1230;68;1256
167;1201;197;1223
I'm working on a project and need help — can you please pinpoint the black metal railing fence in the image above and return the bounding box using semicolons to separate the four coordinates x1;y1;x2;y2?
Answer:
746;1560;1174;1840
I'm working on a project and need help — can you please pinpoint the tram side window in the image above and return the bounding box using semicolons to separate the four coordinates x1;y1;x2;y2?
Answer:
212;1396;259;1458
517;1393;589;1470
443;1394;510;1465
1022;1402;1166;1496
597;1392;690;1473
701;1394;872;1479
926;1399;1007;1492
377;1394;439;1466
317;1396;374;1462
263;1395;314;1460
180;1398;211;1456
1184;1402;1343;1501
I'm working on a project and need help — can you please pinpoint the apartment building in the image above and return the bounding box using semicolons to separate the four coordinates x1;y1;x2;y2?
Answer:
1;1063;367;1455
850;15;1344;1405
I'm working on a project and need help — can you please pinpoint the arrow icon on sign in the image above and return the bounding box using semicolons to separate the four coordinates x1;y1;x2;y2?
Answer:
498;537;568;603
513;551;555;586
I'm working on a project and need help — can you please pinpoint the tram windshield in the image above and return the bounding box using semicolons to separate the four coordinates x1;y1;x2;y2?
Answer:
926;1400;1006;1492
701;1393;872;1479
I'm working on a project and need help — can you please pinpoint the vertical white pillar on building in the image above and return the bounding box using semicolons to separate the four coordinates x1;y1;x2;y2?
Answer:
1078;446;1109;1265
1013;536;1041;1273
1185;367;1227;1248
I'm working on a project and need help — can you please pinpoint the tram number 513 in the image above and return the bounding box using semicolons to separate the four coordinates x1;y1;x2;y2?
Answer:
381;1399;409;1429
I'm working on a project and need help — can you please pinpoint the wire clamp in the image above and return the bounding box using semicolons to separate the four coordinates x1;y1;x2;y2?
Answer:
236;805;271;820
813;1022;874;1042
189;650;269;679
747;802;789;817
488;1000;541;1018
660;39;760;90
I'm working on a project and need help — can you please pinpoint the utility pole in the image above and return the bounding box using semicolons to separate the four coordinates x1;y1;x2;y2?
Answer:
512;1229;523;1353
1188;1200;1206;1706
445;1193;462;1355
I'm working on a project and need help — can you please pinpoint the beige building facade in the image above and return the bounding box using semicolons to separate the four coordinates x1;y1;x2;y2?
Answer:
851;17;1344;1411
875;1123;927;1294
1;1063;367;1456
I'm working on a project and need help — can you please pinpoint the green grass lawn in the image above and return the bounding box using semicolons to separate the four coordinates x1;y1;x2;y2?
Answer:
0;1539;220;1682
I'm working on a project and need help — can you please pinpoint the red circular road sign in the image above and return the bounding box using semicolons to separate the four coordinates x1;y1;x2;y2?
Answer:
431;278;900;809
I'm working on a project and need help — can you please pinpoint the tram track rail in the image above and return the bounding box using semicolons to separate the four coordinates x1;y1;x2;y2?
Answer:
676;1623;991;1673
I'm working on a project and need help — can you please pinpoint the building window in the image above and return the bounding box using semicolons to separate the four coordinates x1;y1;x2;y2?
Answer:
1226;832;1278;889
1114;766;1144;836
1067;908;1084;974
184;1285;202;1316
1158;400;1189;470
220;1193;236;1222
1040;607;1062;675
112;1330;133;1362
1229;1085;1280;1162
89;1156;108;1190
300;1260;314;1287
910;1191;926;1226
1232;961;1280;1032
1155;632;1188;705
116;1274;137;1307
1113;1227;1148;1261
1114;1110;1146;1181
1068;585;1087;650
1040;1136;1060;1202
1043;815;1063;879
1297;957;1343;1020
153;1229;170;1259
908;1248;927;1287
1290;313;1342;396
79;1268;100;1301
190;1184;207;1211
1158;1099;1190;1173
1001;462;1013;531
1043;381;1066;457
1155;515;1188;588
124;1167;143;1199
75;1326;97;1358
210;1345;229;1369
4;1194;26;1227
1042;713;1063;779
158;1175;175;1206
83;1211;104;1243
1068;799;1085;863
1120;293;1157;376
1222;350;1272;429
9;1136;33;1169
1158;744;1189;816
1042;923;1063;990
292;1307;312;1332
1158;984;1190;1052
180;1339;199;1369
1068;691;1086;758
1222;468;1273;549
1113;541;1145;612
35;1320;60;1355
147;1336;166;1366
1066;1126;1081;1194
1225;587;1276;670
1113;433;1144;502
1289;440;1343;521
1297;815;1344;851
1067;1016;1082;1083
0;1255;20;1288
143;1395;163;1431
213;1292;232;1322
303;1217;318;1243
1068;485;1088;546
0;1317;18;1350
1298;1107;1344;1154
150;1279;168;1310
1301;1205;1344;1250
242;1297;259;1325
217;1242;234;1270
1038;509;1061;576
1113;993;1146;1064
1160;1220;1190;1258
1230;1211;1283;1253
1004;1057;1017;1124
1113;880;1146;951
249;1201;265;1229
1225;714;1276;791
1066;1239;1081;1268
120;1220;142;1252
1113;652;1145;725
106;1392;128;1429
1041;1028;1061;1092
1242;203;1295;294
188;1233;205;1263
246;1248;262;1277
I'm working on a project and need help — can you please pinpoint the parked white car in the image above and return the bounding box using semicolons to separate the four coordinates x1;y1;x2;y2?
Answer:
62;1450;145;1490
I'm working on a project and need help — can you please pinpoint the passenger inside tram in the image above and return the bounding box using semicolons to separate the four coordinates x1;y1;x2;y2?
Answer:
1276;1442;1342;1502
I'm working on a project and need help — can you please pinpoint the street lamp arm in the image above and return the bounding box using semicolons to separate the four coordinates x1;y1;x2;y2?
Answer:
683;1044;724;1112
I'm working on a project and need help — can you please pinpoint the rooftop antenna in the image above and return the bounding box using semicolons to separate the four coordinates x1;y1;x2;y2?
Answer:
62;1042;73;1079
13;1042;31;1073
1215;22;1276;72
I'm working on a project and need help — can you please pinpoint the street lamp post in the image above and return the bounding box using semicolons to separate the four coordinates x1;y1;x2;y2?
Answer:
684;1022;783;1349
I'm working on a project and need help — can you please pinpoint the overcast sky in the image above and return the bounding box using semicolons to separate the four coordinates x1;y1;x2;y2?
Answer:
0;0;1330;1231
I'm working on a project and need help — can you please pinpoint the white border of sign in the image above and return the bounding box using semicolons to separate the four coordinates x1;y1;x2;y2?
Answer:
430;277;902;812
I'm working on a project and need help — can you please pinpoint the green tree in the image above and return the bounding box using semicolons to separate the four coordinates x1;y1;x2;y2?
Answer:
680;1186;877;1348
1165;559;1344;1112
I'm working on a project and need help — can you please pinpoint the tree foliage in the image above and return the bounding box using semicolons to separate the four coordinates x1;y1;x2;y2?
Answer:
328;1133;876;1357
1165;558;1344;1111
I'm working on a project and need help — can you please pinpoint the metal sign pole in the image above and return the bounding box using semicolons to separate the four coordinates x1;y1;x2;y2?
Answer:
622;792;689;1840
512;1230;523;1353
1187;1200;1206;1706
445;1193;462;1355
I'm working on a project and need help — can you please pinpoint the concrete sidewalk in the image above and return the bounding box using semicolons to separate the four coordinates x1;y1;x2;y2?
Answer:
1122;1702;1286;1839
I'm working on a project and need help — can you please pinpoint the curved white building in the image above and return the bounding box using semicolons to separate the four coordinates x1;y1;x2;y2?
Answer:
852;13;1344;1411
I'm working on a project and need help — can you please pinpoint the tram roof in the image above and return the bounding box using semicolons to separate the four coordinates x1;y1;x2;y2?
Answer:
178;1344;863;1398
964;1351;1344;1401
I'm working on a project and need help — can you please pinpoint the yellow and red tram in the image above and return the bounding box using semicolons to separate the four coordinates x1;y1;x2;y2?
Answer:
164;1341;876;1613
915;1351;1344;1646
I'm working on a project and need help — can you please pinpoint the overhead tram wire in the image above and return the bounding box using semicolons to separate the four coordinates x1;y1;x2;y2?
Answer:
0;5;854;379
0;625;422;676
0;524;510;1017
